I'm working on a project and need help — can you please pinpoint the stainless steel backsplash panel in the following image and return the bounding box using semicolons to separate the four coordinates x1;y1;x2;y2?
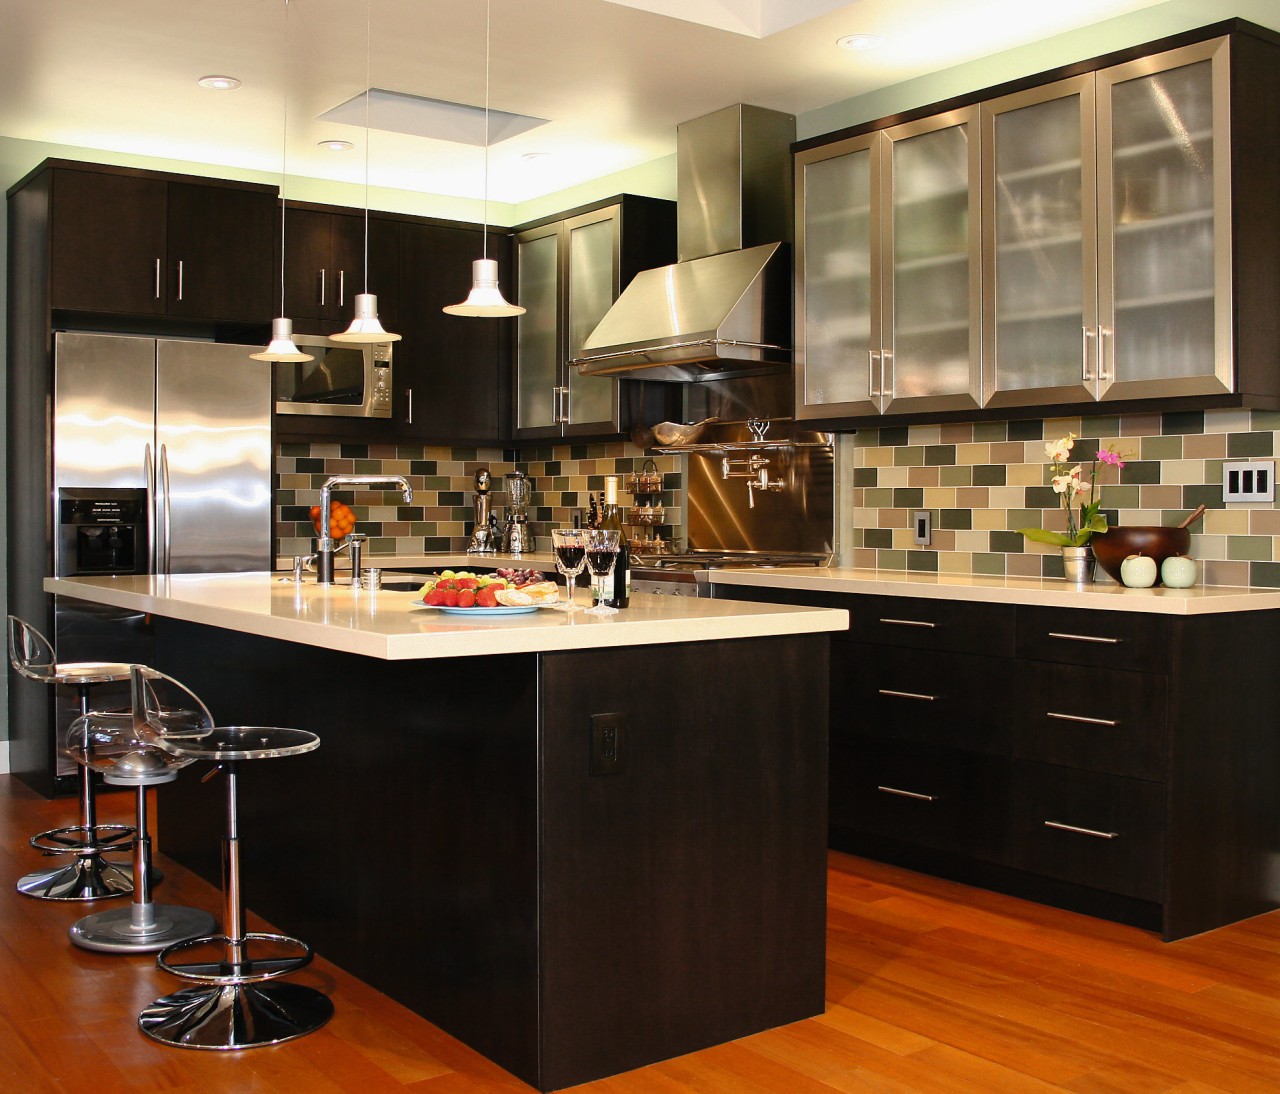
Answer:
687;445;834;556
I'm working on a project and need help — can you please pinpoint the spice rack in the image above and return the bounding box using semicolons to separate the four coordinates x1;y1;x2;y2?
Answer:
624;459;667;554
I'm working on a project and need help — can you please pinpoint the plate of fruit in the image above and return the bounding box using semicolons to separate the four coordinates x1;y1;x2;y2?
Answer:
413;569;559;615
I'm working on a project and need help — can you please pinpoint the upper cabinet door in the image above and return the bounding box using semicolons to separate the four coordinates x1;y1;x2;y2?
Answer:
982;74;1099;409
514;225;562;437
564;209;620;434
1095;38;1232;402
795;132;881;419
282;206;335;321
881;108;983;416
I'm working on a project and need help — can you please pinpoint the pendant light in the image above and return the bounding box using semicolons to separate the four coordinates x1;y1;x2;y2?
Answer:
443;0;524;317
252;0;313;364
332;0;401;342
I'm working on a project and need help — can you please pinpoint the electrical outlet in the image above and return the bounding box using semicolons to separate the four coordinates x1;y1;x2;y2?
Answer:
1223;460;1275;503
589;713;626;775
913;511;931;546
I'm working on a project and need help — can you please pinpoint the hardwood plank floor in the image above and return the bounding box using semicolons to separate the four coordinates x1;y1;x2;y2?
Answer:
1;774;1278;1092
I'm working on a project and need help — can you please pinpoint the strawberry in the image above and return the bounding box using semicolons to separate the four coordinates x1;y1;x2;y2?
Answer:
457;589;477;609
456;577;479;589
476;587;498;608
425;588;448;607
441;588;460;607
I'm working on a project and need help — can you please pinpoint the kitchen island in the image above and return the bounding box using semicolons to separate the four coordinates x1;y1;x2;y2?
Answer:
45;573;847;1092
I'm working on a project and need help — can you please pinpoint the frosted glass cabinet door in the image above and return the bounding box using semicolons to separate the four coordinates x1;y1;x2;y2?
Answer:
1096;38;1232;401
565;212;619;431
515;229;560;433
795;133;880;418
982;75;1098;408
881;108;982;415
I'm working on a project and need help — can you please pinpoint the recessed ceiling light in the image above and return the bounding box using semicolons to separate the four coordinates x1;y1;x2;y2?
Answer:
197;74;242;90
837;33;884;52
318;139;354;152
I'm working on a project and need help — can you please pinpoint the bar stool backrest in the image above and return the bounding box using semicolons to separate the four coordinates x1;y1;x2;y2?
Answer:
7;615;57;684
130;666;215;747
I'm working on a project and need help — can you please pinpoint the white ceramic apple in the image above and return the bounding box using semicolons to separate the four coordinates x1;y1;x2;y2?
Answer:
1161;554;1198;589
1120;553;1158;588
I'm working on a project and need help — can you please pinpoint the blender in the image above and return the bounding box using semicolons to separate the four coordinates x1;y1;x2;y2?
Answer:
502;471;534;555
467;468;499;553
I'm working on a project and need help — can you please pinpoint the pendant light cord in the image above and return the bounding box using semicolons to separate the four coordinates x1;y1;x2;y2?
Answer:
482;0;491;262
278;0;291;314
363;0;372;291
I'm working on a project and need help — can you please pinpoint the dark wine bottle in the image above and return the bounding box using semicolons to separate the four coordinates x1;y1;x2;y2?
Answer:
600;475;630;608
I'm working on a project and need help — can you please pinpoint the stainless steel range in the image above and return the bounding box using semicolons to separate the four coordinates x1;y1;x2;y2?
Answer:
632;418;834;597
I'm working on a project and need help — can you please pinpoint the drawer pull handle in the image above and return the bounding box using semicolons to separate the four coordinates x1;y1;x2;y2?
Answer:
877;785;938;802
879;618;937;629
1044;820;1118;840
1048;631;1121;645
879;689;938;702
1046;711;1119;727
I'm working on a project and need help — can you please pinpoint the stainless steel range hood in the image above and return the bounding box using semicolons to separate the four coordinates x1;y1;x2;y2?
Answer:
574;104;795;382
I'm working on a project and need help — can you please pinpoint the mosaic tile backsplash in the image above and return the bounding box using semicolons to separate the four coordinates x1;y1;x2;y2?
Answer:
845;408;1280;588
276;441;684;561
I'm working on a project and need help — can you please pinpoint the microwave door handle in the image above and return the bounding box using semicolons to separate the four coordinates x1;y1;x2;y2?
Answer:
159;443;172;574
144;443;157;572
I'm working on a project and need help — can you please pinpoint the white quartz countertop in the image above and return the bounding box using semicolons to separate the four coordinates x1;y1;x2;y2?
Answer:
710;566;1280;615
45;573;848;661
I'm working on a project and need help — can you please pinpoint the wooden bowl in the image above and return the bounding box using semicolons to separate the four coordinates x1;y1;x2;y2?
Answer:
1091;526;1191;584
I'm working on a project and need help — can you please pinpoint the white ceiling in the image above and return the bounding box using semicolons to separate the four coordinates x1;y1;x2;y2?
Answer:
0;0;1176;205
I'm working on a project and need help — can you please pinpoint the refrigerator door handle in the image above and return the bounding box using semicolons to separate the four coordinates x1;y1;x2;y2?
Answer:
144;443;158;572
159;443;172;574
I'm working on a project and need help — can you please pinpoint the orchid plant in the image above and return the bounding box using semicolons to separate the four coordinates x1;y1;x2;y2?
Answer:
1018;433;1127;548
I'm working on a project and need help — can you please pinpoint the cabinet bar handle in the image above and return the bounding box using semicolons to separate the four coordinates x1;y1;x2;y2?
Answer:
1098;325;1112;382
405;388;413;425
319;268;326;307
879;689;938;702
879;618;937;629
176;260;184;301
553;385;569;425
877;785;938;802
1044;820;1118;840
1046;711;1118;727
1082;326;1095;382
1048;631;1121;645
338;269;346;307
868;350;881;398
154;258;161;300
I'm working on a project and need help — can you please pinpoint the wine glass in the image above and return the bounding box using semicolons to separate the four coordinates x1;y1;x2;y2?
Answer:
583;528;621;616
551;528;588;613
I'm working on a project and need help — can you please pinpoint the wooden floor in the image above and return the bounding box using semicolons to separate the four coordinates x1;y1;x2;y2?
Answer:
2;775;1279;1093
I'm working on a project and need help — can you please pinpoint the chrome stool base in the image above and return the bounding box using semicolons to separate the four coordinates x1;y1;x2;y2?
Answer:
138;981;333;1050
70;903;216;954
16;856;133;901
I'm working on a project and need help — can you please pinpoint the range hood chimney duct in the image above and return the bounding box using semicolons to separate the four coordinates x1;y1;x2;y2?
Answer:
573;104;795;382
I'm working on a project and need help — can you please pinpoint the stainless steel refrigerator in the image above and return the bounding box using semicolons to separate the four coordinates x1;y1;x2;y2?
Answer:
46;331;273;781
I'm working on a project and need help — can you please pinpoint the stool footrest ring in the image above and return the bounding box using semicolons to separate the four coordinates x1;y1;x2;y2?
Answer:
157;931;313;986
30;822;134;857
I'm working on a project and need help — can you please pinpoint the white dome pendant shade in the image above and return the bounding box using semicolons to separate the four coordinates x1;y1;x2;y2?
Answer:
444;259;524;317
331;292;402;342
333;0;401;343
251;316;314;362
443;0;524;319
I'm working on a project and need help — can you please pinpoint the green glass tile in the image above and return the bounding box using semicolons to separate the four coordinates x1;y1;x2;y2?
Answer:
972;422;1007;442
864;528;893;549
892;487;924;507
1182;484;1223;509
852;467;879;487
1007;419;1044;441
1120;461;1161;485
351;458;381;474
864;488;895;507
1139;435;1183;461
1228;536;1272;562
1248;410;1280;432
972;464;1006;486
877;549;907;570
280;442;310;457
422;476;452;490
893;446;926;466
906;551;940;572
1203;459;1223;484
972;553;1006;576
1248;561;1280;588
939;508;972;530
1161;411;1204;435
1227;431;1274;457
878;426;909;447
1008;509;1042;530
449;447;479;461
939;466;973;487
990;530;1025;553
369;537;398;553
1025;485;1059;508
855;426;881;447
924;444;957;467
1079;415;1121;438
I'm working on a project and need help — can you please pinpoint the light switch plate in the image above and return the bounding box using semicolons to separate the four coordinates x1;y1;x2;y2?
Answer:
913;511;931;545
1222;460;1275;503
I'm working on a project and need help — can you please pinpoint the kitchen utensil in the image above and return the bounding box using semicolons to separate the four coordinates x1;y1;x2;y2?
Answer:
1091;526;1191;584
1178;504;1208;529
650;417;718;445
502;471;535;554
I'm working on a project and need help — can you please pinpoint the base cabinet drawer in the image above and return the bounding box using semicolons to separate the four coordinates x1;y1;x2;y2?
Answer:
833;737;1008;863
1011;761;1165;902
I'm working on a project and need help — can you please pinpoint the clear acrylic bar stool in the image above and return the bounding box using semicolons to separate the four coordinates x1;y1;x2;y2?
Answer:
132;666;333;1050
6;615;134;901
66;708;216;953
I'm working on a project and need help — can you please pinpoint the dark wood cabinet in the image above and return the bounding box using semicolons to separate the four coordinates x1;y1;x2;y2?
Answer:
715;580;1280;940
282;204;398;326
45;163;274;323
395;221;510;445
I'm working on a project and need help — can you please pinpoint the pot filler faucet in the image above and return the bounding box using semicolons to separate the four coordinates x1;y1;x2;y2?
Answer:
314;475;413;585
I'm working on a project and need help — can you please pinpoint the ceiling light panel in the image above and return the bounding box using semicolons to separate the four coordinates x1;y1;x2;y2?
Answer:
318;88;548;146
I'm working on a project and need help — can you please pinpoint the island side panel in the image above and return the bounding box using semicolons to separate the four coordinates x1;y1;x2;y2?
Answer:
151;617;543;1085
536;634;830;1092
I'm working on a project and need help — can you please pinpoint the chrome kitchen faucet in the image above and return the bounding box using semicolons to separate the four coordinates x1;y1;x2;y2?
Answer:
314;475;412;585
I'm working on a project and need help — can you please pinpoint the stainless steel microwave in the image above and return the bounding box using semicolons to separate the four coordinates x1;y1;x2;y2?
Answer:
274;335;392;418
